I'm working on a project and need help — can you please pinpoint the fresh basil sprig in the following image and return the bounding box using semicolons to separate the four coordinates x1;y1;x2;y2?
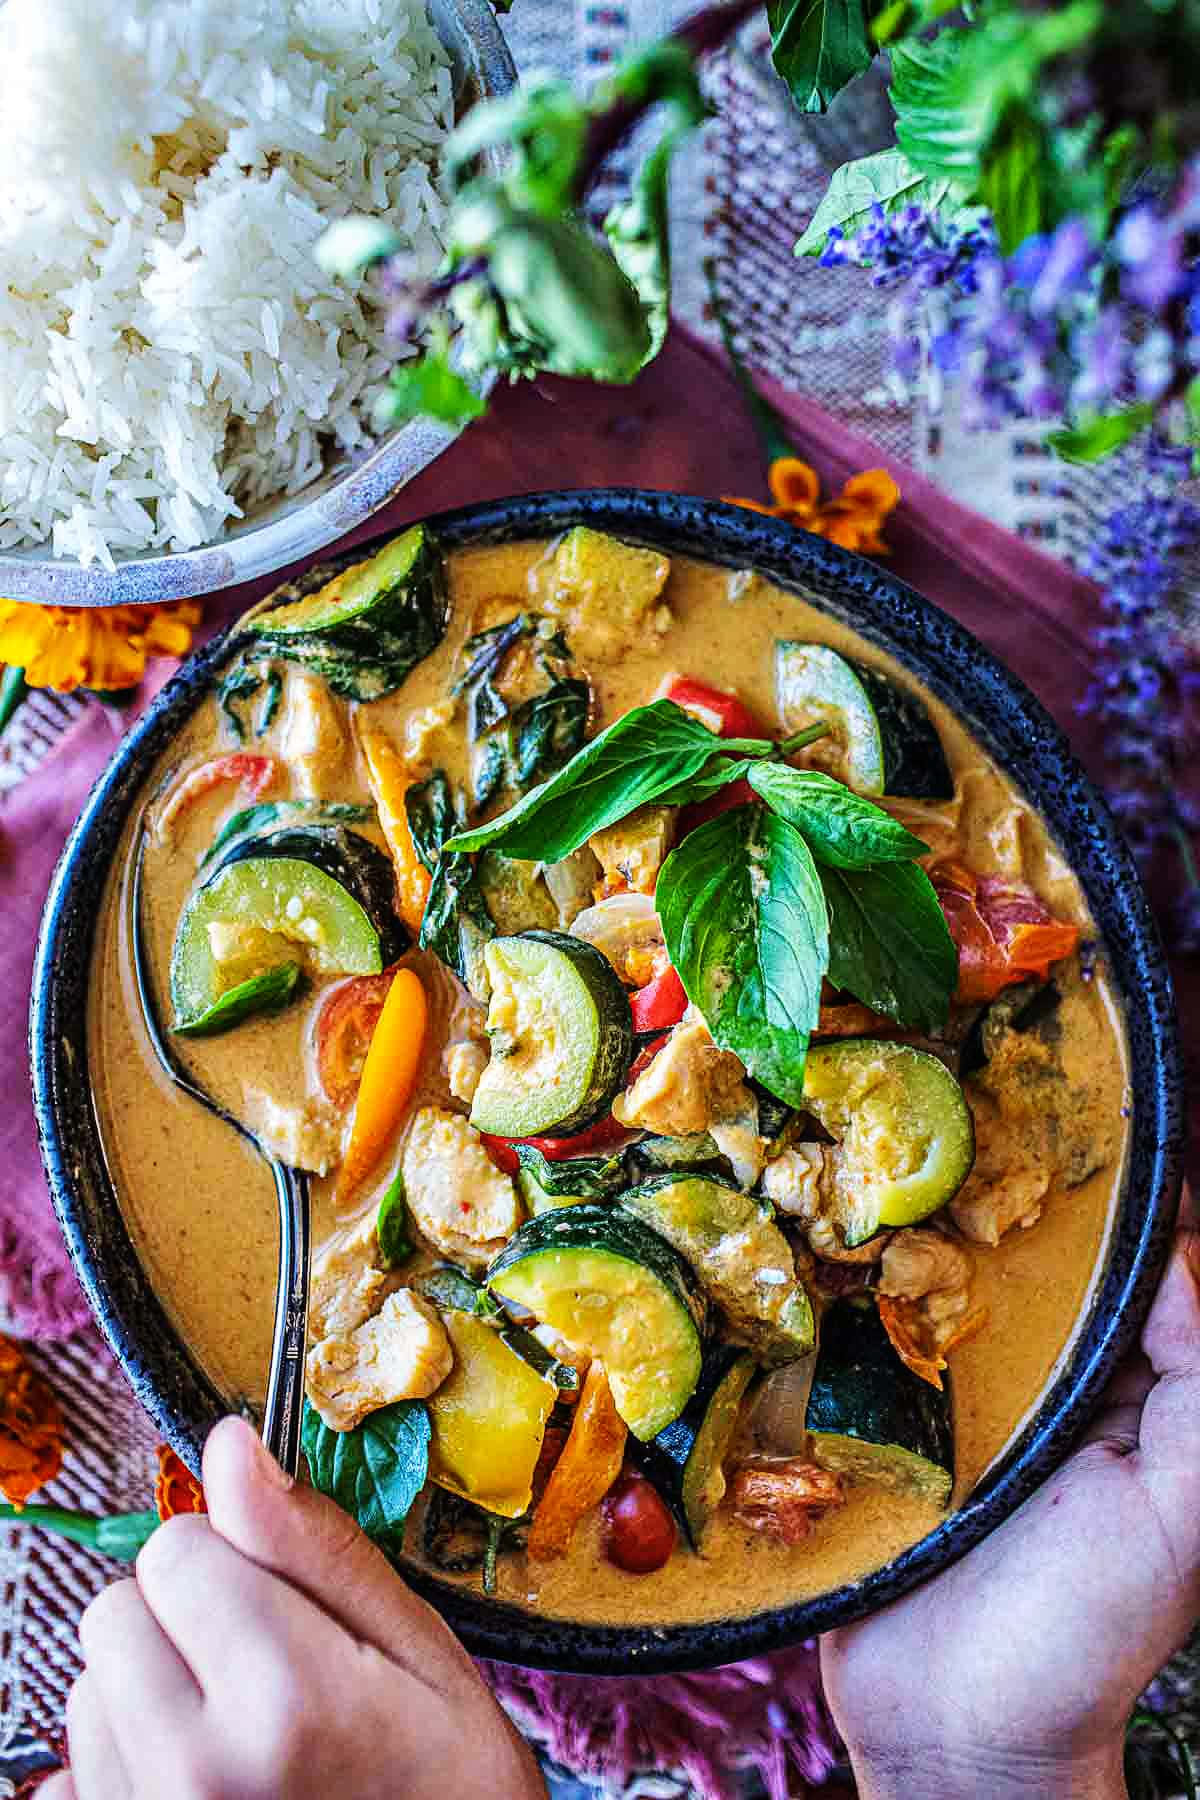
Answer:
444;700;779;860
746;764;929;867
821;860;959;1032
301;1397;430;1560
657;806;829;1106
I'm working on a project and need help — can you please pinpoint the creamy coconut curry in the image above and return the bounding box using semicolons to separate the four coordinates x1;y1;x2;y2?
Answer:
90;524;1127;1626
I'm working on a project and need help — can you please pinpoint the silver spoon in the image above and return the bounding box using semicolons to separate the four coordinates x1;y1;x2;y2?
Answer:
131;826;311;1477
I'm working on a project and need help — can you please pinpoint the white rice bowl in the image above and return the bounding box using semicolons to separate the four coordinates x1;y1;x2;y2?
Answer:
0;0;454;570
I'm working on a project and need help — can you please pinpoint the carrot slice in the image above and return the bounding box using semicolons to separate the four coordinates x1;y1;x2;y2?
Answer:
337;966;427;1202
527;1362;627;1561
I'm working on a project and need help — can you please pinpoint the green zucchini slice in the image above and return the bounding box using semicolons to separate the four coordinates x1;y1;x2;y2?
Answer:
250;526;435;637
776;643;886;795
621;1175;814;1362
170;827;402;1033
246;526;449;701
630;1133;724;1174
477;852;559;935
200;800;373;870
413;1265;578;1389
775;643;954;799
806;1299;953;1505
470;931;633;1139
802;1040;975;1247
633;1347;757;1548
514;1145;626;1214
487;1206;704;1440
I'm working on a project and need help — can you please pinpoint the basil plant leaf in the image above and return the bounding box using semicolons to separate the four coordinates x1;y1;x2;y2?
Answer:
821;860;957;1032
604;131;676;365
407;772;495;998
652;756;753;809
747;764;929;867
768;0;880;116
377;353;485;431
657;804;829;1107
794;148;978;257
301;1398;431;1559
1048;403;1155;465
445;700;765;861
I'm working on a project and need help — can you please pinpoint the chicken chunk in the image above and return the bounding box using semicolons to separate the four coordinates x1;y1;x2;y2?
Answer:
760;1144;888;1265
309;1214;387;1341
306;1288;452;1432
279;670;347;800
878;1227;974;1341
243;1087;343;1177
588;805;674;899
402;1107;522;1268
613;1010;748;1138
950;1094;1051;1247
730;1461;845;1545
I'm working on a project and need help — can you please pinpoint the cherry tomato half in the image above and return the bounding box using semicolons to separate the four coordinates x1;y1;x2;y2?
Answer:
315;969;397;1108
601;1473;678;1574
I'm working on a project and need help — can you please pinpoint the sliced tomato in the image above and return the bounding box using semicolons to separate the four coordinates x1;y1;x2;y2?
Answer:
630;967;688;1033
480;1112;634;1176
932;862;1081;1004
665;677;768;741
157;753;279;840
316;969;397;1108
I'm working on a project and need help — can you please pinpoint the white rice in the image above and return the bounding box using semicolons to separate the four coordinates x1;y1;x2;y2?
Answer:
0;0;454;570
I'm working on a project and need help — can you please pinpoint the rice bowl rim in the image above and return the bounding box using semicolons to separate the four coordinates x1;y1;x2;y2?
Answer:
0;0;516;606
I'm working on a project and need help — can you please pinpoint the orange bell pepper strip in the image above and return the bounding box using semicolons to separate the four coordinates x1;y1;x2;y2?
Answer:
337;965;427;1202
358;726;432;934
527;1361;627;1561
316;969;397;1108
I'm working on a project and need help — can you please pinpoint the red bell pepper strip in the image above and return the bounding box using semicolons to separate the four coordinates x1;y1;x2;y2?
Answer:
156;753;278;841
665;676;768;742
625;1032;671;1085
630;966;688;1033
481;1112;634;1176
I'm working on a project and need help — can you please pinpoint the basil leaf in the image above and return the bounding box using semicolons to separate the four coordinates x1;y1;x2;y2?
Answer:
377;352;485;430
407;771;496;996
511;677;590;788
514;1144;626;1199
794;148;976;256
605;130;676;365
653;756;753;809
820;860;957;1032
1048;403;1155;464
487;211;653;384
405;773;457;873
977;106;1044;252
301;1398;430;1558
376;1172;414;1269
657;805;828;1106
445;701;753;860
747;764;928;867
768;0;880;115
217;656;264;742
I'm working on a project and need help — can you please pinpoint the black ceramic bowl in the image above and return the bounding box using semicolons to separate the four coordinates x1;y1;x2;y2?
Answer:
31;490;1184;1674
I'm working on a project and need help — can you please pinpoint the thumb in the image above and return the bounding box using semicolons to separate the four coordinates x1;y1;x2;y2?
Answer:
1134;1221;1200;1574
200;1414;480;1692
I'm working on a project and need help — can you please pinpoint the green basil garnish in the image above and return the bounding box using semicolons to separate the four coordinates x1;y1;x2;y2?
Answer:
301;1398;430;1560
657;804;828;1107
821;860;959;1033
746;764;930;867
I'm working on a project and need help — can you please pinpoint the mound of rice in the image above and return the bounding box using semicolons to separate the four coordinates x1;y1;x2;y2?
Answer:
0;0;454;569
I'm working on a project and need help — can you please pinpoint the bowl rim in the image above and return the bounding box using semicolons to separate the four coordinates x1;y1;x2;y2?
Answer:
31;487;1184;1674
0;0;516;606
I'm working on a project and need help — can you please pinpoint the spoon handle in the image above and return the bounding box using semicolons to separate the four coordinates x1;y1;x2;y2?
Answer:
261;1160;312;1478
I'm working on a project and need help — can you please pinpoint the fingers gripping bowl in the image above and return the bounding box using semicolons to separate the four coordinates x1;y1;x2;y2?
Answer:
32;492;1182;1673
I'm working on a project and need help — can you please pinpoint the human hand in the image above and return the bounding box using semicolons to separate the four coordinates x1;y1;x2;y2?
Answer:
42;1414;547;1800
821;1192;1200;1800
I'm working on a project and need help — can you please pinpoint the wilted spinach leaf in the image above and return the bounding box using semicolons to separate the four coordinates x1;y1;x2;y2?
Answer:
301;1397;430;1559
657;804;828;1106
821;859;957;1031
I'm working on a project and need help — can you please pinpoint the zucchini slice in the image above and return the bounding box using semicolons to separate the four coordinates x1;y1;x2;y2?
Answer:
250;526;437;638
470;931;633;1139
802;1040;975;1247
621;1175;814;1362
477;852;559;935
171;827;402;1033
633;1347;757;1548
200;799;373;869
413;1266;578;1389
246;526;449;701
514;1145;626;1214
806;1299;954;1505
487;1206;704;1440
628;1133;724;1175
775;643;953;799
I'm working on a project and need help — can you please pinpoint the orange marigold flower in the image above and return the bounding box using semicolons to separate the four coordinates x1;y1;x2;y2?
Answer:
726;457;900;554
0;1335;65;1508
0;599;201;694
155;1446;207;1521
